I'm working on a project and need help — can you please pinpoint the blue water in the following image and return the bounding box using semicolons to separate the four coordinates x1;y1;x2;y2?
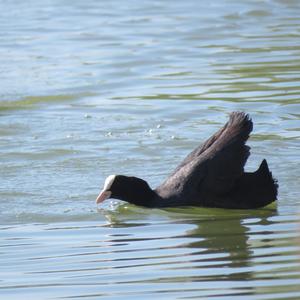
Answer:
1;0;300;299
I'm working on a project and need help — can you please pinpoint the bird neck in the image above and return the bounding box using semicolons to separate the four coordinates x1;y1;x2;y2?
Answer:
126;186;158;207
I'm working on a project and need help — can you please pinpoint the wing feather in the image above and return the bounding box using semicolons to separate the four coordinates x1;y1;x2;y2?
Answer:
157;112;253;198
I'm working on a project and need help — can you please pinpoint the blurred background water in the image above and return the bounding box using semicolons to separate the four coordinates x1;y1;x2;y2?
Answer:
0;0;300;299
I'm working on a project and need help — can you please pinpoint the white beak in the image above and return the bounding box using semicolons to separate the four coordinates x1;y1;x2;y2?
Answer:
96;190;112;204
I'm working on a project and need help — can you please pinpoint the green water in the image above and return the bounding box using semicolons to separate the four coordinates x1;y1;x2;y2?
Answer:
1;0;300;299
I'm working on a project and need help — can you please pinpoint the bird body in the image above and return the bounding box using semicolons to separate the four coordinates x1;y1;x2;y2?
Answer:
96;112;278;209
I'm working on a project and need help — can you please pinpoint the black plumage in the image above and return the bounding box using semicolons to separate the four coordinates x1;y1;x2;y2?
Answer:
96;112;278;209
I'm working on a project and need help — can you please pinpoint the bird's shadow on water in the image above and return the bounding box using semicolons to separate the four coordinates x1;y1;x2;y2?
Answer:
97;202;278;283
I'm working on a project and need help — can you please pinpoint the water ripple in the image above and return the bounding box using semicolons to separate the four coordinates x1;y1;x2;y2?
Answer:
1;0;300;299
1;211;300;299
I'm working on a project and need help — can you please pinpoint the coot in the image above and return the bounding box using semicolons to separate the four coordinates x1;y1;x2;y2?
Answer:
96;112;278;209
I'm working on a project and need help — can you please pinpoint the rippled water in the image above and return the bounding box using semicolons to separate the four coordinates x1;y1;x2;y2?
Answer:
1;0;300;299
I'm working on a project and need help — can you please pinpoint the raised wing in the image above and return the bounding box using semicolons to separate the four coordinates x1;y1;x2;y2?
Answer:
156;112;253;198
201;112;253;195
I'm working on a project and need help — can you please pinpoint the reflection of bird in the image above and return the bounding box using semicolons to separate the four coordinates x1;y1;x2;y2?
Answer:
96;112;278;209
186;216;251;272
182;209;277;281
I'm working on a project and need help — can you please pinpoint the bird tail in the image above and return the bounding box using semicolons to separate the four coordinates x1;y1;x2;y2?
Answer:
232;159;278;209
256;159;278;202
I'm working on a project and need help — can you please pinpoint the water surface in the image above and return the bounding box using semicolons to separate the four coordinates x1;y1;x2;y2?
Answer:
1;0;300;299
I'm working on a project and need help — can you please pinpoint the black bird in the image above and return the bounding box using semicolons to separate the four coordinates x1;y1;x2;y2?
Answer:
96;112;278;209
